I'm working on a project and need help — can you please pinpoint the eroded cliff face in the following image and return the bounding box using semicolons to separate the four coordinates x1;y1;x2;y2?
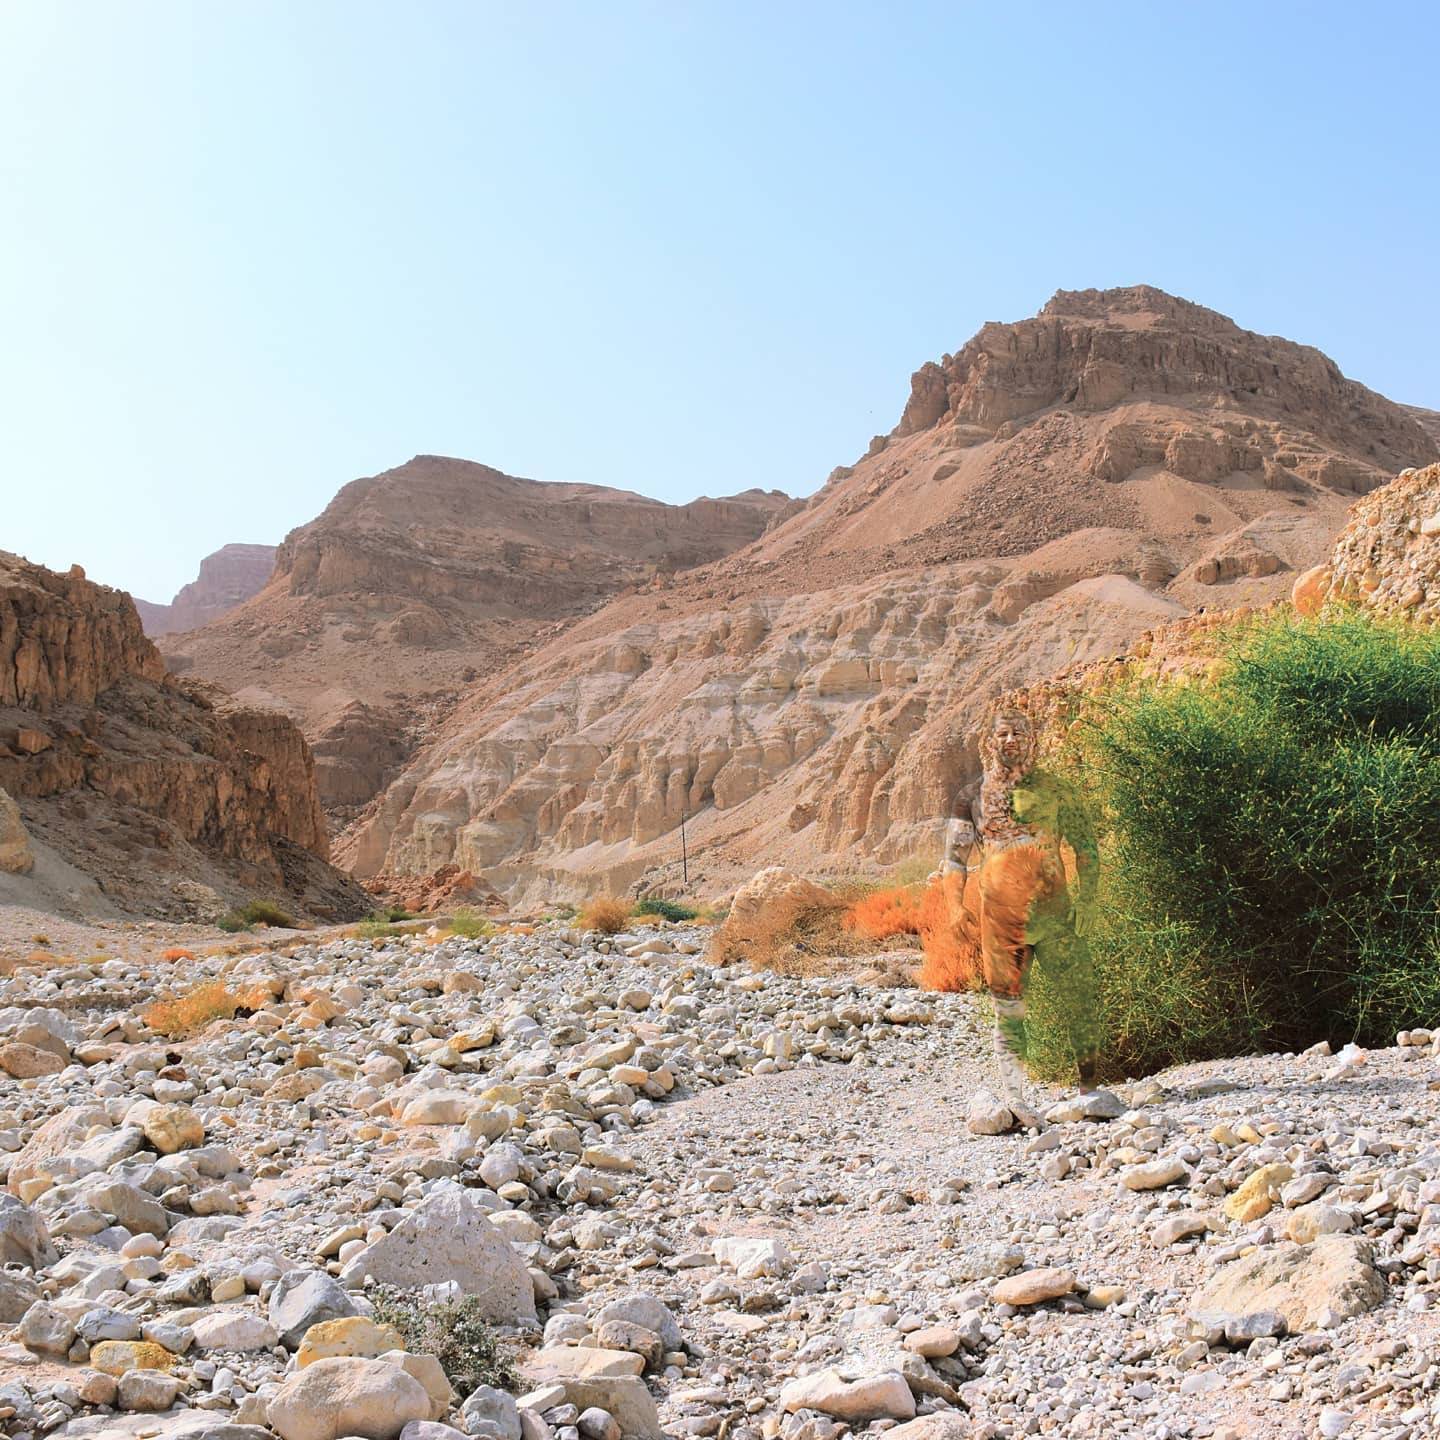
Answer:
339;287;1438;903
163;458;797;821
134;543;276;637
339;565;1192;901
0;551;363;920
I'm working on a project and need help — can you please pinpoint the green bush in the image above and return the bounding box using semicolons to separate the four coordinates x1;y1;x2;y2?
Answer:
369;1284;518;1394
1039;609;1440;1079
635;895;699;923
214;899;295;933
448;906;491;939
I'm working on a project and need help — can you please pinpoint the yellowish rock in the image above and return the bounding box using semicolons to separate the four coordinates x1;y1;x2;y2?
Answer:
380;1348;456;1420
1210;1124;1243;1147
139;1102;204;1155
296;1316;405;1368
1224;1163;1295;1223
89;1340;177;1375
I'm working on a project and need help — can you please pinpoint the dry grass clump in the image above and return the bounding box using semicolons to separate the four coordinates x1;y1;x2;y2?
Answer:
160;947;195;963
578;897;632;934
141;980;242;1038
711;883;917;979
915;873;984;992
845;885;925;941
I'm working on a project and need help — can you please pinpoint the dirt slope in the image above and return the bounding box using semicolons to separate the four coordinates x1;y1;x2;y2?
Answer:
340;287;1437;903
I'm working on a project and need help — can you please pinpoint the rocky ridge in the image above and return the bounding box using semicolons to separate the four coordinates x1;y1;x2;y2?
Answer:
134;546;278;639
341;289;1438;903
0;552;365;925
1;919;1439;1439
162;459;795;821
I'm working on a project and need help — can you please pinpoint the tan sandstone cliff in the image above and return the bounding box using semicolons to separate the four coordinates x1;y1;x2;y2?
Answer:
133;543;277;637
337;287;1437;904
0;551;366;921
162;458;796;820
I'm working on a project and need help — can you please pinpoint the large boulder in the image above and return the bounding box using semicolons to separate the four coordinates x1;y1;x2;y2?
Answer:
126;1099;205;1155
778;1369;916;1423
1192;1234;1384;1332
338;1182;537;1325
726;867;842;929
0;787;32;874
590;1292;683;1353
270;1268;362;1349
8;1105;111;1198
0;1195;57;1270
266;1357;430;1440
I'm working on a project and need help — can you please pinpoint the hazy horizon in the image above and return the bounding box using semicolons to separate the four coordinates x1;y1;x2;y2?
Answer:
3;2;1438;601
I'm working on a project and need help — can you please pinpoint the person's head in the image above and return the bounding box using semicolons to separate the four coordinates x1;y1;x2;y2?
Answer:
982;705;1036;774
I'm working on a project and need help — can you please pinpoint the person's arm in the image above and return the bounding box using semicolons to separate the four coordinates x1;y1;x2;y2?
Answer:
941;816;978;874
1054;775;1099;908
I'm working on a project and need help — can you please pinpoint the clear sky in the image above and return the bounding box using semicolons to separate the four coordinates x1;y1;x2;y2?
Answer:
3;2;1437;602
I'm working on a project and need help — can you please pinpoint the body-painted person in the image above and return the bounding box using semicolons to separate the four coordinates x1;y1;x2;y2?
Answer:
939;705;1100;1102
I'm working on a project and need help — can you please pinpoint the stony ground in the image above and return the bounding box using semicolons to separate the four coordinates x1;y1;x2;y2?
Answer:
0;916;1438;1440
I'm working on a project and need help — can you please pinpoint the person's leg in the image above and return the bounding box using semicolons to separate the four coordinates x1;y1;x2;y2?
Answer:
978;849;1042;1103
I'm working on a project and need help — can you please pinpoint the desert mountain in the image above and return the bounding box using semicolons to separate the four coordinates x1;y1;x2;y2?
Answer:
134;542;277;637
339;286;1438;904
0;551;366;922
162;459;795;821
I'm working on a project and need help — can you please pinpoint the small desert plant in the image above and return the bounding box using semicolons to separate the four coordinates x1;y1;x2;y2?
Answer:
160;947;195;963
355;913;405;941
214;900;296;933
635;895;699;923
369;1285;519;1394
447;907;491;940
579;897;632;934
142;980;240;1038
241;900;296;928
888;851;937;888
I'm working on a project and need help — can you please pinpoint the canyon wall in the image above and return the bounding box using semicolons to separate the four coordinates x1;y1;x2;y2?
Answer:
0;551;364;920
339;287;1438;904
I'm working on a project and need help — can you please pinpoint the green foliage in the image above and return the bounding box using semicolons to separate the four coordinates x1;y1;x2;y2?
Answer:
355;913;405;940
379;904;413;922
244;900;296;927
368;1284;519;1394
635;895;700;922
448;906;491;939
216;900;297;933
1040;608;1440;1079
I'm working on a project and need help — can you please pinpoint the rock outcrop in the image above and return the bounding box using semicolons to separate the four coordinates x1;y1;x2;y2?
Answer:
163;459;796;819
0;551;365;921
133;543;277;637
340;289;1436;903
1292;461;1440;621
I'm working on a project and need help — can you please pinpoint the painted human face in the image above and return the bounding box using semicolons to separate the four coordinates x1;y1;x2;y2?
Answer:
992;715;1031;765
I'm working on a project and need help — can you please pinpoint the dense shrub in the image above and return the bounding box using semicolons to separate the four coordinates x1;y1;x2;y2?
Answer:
635;895;699;923
369;1284;518;1394
1042;609;1440;1078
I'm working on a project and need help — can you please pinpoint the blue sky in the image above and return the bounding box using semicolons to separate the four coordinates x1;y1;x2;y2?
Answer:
3;2;1437;601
